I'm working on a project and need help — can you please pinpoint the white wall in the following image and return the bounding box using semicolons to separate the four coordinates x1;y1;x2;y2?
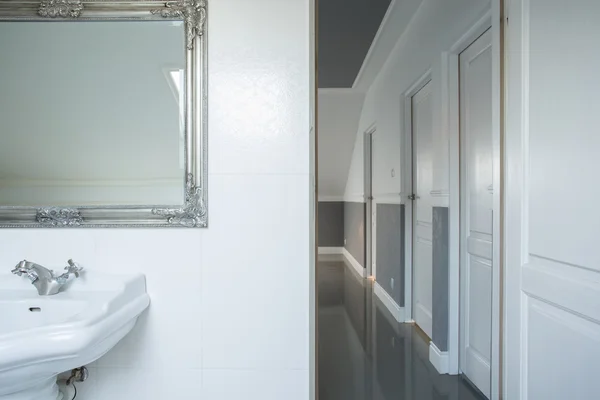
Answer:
352;0;424;92
318;91;364;199
343;0;490;202
0;1;312;399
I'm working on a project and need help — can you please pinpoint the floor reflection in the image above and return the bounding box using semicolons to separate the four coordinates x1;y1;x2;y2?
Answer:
318;258;487;400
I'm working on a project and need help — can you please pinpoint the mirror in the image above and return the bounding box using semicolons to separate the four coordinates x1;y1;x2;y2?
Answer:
0;21;186;206
0;1;208;228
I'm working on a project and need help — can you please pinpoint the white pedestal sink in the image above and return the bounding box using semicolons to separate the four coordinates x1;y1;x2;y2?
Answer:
0;271;150;400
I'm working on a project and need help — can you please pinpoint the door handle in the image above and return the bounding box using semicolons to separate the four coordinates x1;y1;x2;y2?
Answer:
408;194;417;201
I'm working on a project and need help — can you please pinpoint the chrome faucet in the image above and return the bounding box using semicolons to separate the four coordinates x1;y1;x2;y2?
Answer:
11;259;84;296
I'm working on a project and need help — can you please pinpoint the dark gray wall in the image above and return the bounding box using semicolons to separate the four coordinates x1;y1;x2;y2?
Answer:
318;0;392;88
318;202;344;247
432;207;450;351
344;202;366;268
376;204;405;306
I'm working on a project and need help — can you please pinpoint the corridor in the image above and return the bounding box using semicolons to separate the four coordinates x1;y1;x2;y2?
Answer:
318;258;487;400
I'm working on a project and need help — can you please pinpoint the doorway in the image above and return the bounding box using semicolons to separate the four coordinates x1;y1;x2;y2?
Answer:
409;78;434;339
458;28;493;399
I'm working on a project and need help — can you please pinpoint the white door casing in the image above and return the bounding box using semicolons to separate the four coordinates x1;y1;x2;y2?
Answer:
459;28;493;399
364;128;375;277
411;80;434;338
370;131;377;279
505;1;600;399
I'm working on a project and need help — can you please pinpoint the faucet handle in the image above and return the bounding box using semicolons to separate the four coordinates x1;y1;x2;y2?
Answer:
65;259;84;277
11;260;27;275
11;260;39;283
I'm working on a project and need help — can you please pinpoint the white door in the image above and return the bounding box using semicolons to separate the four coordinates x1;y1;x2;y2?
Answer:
411;80;433;338
505;1;600;399
459;28;493;399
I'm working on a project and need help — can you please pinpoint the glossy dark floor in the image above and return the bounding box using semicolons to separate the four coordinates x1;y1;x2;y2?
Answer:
318;258;487;400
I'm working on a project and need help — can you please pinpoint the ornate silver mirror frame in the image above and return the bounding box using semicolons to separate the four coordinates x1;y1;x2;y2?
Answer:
0;0;208;228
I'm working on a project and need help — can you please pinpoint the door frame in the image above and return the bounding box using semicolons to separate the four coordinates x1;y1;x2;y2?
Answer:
402;70;432;323
364;124;376;278
502;0;524;398
446;5;503;398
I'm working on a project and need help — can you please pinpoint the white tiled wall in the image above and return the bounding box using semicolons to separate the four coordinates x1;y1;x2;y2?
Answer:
0;1;312;398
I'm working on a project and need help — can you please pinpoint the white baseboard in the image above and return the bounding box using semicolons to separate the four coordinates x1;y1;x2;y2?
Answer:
429;342;449;374
373;192;403;204
318;246;366;279
318;247;344;255
373;282;405;322
341;248;367;278
343;194;366;203
317;196;345;202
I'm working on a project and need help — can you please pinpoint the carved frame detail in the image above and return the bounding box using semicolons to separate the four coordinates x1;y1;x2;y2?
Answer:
152;174;206;227
36;208;84;226
39;0;84;18
151;0;206;50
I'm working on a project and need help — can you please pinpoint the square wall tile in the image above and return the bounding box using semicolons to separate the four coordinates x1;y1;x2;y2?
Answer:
86;367;202;400
208;0;310;175
201;174;310;370
91;230;203;369
0;230;95;269
202;369;309;400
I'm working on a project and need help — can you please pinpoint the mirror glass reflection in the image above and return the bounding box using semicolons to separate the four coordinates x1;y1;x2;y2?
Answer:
0;21;185;207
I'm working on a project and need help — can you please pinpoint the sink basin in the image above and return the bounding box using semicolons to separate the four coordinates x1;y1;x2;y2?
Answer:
0;271;150;400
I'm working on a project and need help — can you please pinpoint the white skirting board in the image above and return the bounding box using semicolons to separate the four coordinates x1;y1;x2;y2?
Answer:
429;342;449;374
317;247;367;278
341;248;367;278
318;247;344;255
373;282;404;322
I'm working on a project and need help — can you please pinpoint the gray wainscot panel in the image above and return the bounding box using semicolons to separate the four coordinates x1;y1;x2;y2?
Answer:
375;204;405;306
432;206;449;351
344;202;366;268
318;202;344;247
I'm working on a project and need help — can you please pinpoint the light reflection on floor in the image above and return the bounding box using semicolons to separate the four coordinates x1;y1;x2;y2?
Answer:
318;258;487;400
